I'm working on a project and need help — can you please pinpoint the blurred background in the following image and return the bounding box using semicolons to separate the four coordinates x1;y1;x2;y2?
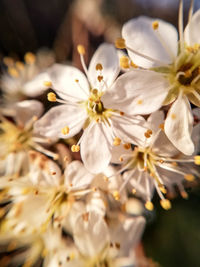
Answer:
0;0;200;266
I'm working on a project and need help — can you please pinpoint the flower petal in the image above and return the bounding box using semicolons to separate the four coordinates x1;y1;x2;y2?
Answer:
34;105;87;138
88;43;120;89
73;211;110;257
102;70;169;115
80;122;112;173
164;95;194;155
122;16;178;68
23;72;51;97
48;64;90;101
64;161;94;189
184;9;200;45
14;100;44;126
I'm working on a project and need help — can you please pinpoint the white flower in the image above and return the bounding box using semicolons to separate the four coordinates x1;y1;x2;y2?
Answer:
34;43;147;173
111;111;200;210
119;1;200;155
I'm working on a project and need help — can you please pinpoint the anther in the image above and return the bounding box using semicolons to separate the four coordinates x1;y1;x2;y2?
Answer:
181;191;188;199
132;188;136;194
61;126;69;135
171;113;176;119
184;174;195;181
112;191;120;200
144;132;151;138
119;56;130;69
71;145;80;152
77;45;85;55
44;81;52;87
115;38;126;49
159;123;164;130
119;156;124;162
16;61;25;71
47;92;57;102
194;155;200;165
82;212;89;221
123;143;131;150
159;185;167;194
145;201;154;211
130;61;138;68
113;137;121;146
3;57;14;66
96;63;103;70
137;99;143;105
8;67;19;78
160;199;171;210
152;21;159;30
97;75;103;82
24;52;36;64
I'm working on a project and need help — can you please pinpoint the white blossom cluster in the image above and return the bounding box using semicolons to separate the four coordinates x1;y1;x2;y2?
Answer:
0;1;200;266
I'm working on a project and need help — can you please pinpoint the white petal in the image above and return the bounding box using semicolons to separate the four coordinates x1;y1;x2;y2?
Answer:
81;122;112;174
34;105;87;138
48;64;90;101
73;211;110;257
14;100;44;126
147;110;164;134
164;95;194;155
184;9;200;45
88;43;120;88
102;70;169;115
122;16;178;68
23;72;51;97
64;161;94;189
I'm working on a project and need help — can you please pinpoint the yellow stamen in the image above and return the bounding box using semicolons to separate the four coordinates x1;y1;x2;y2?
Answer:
119;156;123;162
24;52;36;64
115;38;126;49
77;45;85;55
16;61;25;71
123;143;131;150
160;199;171;210
159;186;167;194
130;61;138;68
8;67;19;78
181;191;188;199
194;155;200;165
47;92;57;102
144;132;151;138
145;201;154;211
147;129;153;135
96;63;103;70
97;75;103;82
113;137;121;146
119;56;130;69
137;99;143;105
132;188;136;194
152;21;159;30
71;145;80;152
44;81;52;87
112;190;120;201
184;174;195;181
159;123;164;130
61;126;69;135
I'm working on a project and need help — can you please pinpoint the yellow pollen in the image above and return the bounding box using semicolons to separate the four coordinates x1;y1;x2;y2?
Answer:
159;186;167;194
16;61;25;70
61;126;69;135
160;199;171;210
77;44;85;55
130;61;138;68
113;137;121;146
115;38;126;49
124;143;131;150
113;190;120;201
47;92;57;102
184;70;191;78
181;191;188;199
8;67;19;78
44;81;52;87
97;75;103;82
119;156;123;162
171;113;176;120
3;57;14;66
159;123;164;130
194;155;200;165
96;63;103;70
147;129;153;135
145;201;154;211
119;56;130;69
71;145;80;152
24;52;36;64
132;188;136;194
184;174;195;181
152;21;159;30
144;132;151;138
137;99;143;105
